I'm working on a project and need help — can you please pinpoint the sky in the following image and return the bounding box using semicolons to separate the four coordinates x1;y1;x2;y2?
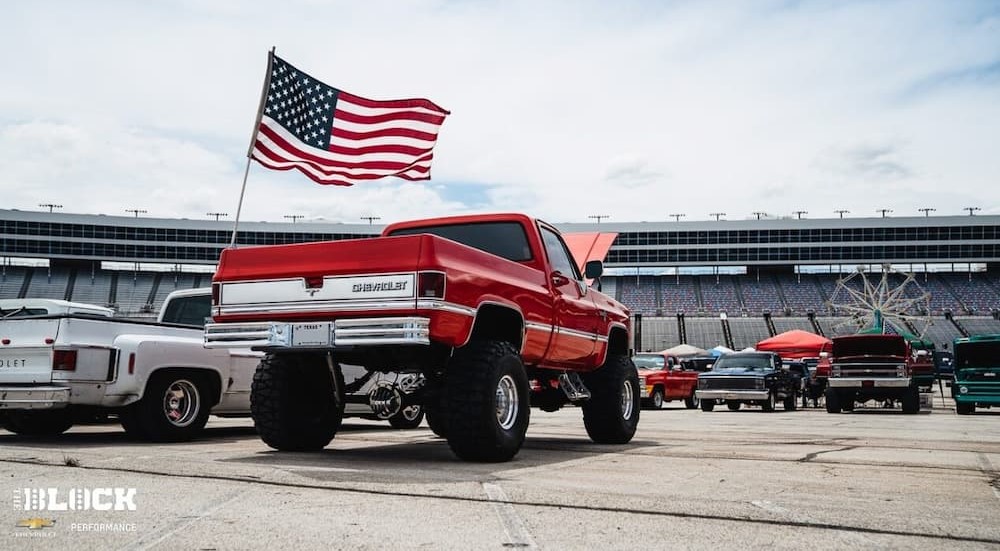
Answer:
1;0;998;226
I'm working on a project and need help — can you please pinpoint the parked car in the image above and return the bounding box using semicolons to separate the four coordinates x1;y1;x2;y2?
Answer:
695;352;801;412
633;352;699;409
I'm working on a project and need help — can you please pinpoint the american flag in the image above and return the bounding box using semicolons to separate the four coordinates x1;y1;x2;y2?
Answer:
251;54;450;186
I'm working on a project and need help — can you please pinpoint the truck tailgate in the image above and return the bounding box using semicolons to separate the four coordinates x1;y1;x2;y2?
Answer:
216;235;423;281
0;318;60;384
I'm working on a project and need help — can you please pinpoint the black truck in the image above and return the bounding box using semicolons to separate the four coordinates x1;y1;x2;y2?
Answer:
695;352;802;412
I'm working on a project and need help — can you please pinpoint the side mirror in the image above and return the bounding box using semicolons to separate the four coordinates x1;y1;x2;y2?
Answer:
584;260;604;279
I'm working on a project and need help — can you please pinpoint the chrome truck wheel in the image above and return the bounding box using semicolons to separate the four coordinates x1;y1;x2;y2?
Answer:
120;371;211;442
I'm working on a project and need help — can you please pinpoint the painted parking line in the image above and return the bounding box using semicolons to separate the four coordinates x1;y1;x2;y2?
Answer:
483;482;538;550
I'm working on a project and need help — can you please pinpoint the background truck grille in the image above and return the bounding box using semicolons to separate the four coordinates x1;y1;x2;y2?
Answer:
700;377;759;390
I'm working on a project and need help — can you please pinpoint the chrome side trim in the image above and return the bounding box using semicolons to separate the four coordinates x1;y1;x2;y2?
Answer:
216;298;418;316
416;299;476;316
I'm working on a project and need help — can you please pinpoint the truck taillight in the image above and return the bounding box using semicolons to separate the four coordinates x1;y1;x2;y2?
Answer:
128;353;136;375
418;271;446;299
211;283;220;305
53;350;77;371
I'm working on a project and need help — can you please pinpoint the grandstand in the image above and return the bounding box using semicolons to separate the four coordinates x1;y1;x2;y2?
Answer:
2;208;999;352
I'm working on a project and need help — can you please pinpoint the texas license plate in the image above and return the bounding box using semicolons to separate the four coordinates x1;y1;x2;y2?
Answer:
292;323;330;346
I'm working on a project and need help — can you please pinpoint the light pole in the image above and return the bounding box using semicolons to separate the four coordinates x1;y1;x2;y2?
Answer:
877;209;893;218
752;211;767;220
39;203;63;213
207;212;228;221
588;214;609;224
361;216;381;225
964;207;981;216
283;214;304;223
793;210;808;219
669;213;685;222
125;208;147;218
834;209;849;219
918;208;935;217
709;212;726;221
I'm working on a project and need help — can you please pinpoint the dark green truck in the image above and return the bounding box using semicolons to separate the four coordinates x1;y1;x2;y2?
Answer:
952;334;1000;415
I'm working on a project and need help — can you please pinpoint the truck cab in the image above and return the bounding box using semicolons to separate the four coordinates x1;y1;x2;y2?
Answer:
951;334;1000;414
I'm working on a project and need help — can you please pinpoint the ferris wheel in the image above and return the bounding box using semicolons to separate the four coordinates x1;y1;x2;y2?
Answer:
825;264;934;337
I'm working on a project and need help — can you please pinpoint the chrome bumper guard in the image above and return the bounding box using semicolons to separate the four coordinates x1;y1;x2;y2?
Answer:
695;390;770;401
0;386;71;409
205;317;431;349
827;377;911;388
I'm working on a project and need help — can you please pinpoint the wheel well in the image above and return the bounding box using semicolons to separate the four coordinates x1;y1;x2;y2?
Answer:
148;368;222;407
607;326;629;357
469;304;523;350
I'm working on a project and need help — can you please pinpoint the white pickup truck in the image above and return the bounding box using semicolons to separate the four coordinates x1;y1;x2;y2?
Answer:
0;289;423;441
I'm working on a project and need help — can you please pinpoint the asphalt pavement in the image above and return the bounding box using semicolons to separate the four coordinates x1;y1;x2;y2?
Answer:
1;386;998;550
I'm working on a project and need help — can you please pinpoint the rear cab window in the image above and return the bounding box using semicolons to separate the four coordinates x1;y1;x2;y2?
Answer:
388;221;533;263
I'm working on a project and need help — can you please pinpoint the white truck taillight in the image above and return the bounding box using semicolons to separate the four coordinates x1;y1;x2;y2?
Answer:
418;271;446;298
53;350;77;371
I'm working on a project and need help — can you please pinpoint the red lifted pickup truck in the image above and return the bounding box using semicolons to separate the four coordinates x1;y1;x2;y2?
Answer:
633;352;700;409
205;213;638;462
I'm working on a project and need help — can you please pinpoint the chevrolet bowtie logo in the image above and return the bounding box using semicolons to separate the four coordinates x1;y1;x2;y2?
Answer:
16;517;56;530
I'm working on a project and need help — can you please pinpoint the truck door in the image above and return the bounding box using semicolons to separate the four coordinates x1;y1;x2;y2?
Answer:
538;226;598;369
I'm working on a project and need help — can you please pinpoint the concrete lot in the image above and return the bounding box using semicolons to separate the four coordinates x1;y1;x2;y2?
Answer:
1;389;999;550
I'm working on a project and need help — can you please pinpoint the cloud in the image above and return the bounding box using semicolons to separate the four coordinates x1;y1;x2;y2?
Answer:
814;143;912;181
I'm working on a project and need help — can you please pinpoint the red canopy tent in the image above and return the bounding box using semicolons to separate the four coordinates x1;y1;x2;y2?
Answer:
755;330;832;359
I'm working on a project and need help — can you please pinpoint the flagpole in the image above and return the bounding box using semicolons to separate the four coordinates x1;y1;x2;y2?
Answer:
229;46;276;248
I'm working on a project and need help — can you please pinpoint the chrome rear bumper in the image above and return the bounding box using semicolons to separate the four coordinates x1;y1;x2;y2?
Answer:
0;386;70;409
205;317;431;350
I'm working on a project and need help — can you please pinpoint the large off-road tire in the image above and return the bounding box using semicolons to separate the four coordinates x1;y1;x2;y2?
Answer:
582;353;641;445
445;340;530;462
901;386;920;414
825;388;842;414
956;402;975;415
647;388;665;410
251;354;344;451
424;402;448;437
700;399;715;412
783;393;798;411
388;405;424;429
684;390;700;409
3;410;73;436
119;371;211;442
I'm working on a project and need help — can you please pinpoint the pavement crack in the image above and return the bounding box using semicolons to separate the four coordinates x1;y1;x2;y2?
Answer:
799;445;857;463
